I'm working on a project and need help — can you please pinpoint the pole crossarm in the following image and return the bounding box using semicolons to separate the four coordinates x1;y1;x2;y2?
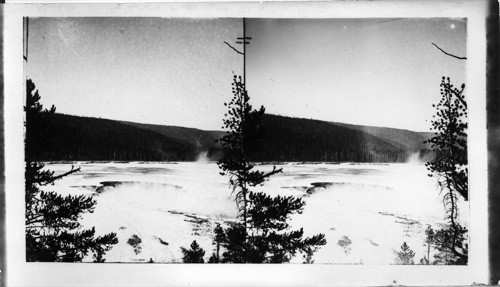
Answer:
224;18;250;86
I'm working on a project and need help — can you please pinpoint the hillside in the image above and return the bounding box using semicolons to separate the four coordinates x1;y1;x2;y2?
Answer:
118;120;224;159
36;114;198;161
333;122;433;151
254;115;429;162
32;113;431;162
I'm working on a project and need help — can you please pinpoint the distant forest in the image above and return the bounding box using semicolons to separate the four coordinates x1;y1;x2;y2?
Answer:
253;115;432;162
29;113;433;163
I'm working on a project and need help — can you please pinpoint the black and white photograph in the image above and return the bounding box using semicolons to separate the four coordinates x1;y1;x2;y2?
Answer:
2;1;492;286
23;15;469;265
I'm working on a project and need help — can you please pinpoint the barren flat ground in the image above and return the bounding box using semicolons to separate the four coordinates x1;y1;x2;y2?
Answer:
44;161;468;264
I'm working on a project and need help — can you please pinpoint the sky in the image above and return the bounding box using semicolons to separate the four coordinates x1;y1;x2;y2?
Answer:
27;17;466;132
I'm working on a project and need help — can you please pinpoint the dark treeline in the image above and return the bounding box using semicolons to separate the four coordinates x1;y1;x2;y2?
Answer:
119;120;224;150
30;113;431;163
35;114;199;161
249;115;429;162
334;122;434;151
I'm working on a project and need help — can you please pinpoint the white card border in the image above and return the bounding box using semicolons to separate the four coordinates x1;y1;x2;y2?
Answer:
3;1;489;286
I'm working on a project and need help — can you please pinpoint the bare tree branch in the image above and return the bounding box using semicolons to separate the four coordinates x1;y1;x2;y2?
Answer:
431;43;467;60
43;166;81;184
224;41;244;55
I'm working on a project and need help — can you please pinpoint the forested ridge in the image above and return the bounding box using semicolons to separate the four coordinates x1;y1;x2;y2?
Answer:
334;122;434;151
118;120;224;159
38;114;197;161
34;113;431;162
254;115;431;162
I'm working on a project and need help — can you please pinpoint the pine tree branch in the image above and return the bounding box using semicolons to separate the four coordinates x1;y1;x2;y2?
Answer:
26;223;48;229
50;165;81;182
431;43;467;60
443;83;468;109
260;166;283;180
26;215;44;225
437;239;467;260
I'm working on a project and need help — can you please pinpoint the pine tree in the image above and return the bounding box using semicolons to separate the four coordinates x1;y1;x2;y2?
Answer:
426;77;468;201
395;242;415;265
25;79;118;262
216;76;326;263
217;75;282;232
425;76;468;264
180;240;205;263
425;224;468;265
421;225;434;265
208;223;225;263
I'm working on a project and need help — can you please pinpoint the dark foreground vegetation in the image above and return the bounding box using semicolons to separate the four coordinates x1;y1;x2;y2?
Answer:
25;79;118;262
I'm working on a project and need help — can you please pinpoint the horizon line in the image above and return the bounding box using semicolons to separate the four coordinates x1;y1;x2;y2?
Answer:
54;112;434;134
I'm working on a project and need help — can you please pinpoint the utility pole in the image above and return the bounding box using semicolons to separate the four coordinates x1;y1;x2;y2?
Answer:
224;18;251;88
23;17;29;140
222;17;252;238
24;17;29;65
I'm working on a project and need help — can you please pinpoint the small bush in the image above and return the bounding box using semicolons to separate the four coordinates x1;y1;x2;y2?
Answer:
337;236;352;254
394;242;415;265
181;240;205;263
127;234;142;255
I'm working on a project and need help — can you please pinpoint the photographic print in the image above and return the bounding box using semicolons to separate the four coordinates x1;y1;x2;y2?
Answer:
22;16;470;265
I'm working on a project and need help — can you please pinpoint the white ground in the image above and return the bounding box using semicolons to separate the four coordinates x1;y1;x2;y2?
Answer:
44;161;468;264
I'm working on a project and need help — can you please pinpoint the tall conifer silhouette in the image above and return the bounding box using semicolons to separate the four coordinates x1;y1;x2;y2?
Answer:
216;76;326;263
425;76;468;264
25;79;118;262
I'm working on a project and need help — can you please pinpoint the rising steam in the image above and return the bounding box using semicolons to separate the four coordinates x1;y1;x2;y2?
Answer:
195;151;210;163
